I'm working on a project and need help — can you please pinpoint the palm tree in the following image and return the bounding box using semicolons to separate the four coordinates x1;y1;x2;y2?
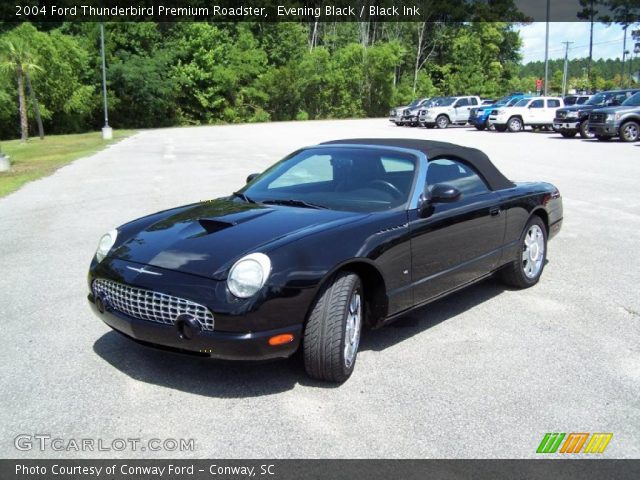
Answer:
0;39;43;142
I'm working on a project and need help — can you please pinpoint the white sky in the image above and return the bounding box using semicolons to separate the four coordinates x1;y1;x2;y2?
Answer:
516;22;633;63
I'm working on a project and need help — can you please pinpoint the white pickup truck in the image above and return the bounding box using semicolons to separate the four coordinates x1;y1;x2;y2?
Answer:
419;96;482;128
488;97;564;132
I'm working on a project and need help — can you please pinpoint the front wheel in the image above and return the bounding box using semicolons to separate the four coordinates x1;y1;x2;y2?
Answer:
579;121;594;139
560;131;577;138
620;121;640;142
500;216;547;289
475;124;486;131
508;117;523;132
436;115;450;129
303;272;363;383
495;124;507;132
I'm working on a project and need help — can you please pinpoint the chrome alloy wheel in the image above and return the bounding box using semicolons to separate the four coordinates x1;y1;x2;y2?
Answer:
344;291;362;368
522;225;545;279
621;122;639;142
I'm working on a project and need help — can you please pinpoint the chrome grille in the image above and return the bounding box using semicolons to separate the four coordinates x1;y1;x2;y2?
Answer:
93;279;214;331
590;112;606;123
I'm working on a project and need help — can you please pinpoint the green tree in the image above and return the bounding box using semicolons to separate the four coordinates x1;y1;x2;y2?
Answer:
0;31;42;142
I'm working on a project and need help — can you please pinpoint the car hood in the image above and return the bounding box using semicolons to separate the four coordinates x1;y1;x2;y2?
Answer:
592;106;638;115
557;104;600;114
110;198;367;279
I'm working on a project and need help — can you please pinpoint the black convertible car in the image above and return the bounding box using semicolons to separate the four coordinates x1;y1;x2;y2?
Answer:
88;139;562;382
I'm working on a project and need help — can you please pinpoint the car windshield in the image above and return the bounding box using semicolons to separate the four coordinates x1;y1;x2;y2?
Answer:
514;98;530;107
240;147;417;213
622;92;640;106
495;96;510;106
435;97;456;106
587;92;614;105
507;97;522;106
408;99;422;107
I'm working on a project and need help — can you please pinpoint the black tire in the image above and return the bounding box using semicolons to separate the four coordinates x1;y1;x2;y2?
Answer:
596;135;611;142
495;124;507;132
474;124;486;131
620;121;640;142
500;216;547;289
560;131;577;138
507;117;524;132
579;120;594;139
436;115;450;129
303;272;363;383
394;122;401;126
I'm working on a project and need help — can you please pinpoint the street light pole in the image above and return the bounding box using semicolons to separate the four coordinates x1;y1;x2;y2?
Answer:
100;21;112;140
543;0;550;96
621;24;628;88
562;41;574;97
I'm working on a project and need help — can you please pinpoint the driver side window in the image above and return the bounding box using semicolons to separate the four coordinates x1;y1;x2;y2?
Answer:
426;159;489;197
455;98;469;107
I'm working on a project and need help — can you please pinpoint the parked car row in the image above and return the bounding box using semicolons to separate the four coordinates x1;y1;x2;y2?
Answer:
389;88;640;142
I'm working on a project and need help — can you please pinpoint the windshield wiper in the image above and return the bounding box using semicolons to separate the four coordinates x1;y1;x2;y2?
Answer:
232;191;256;204
261;199;328;210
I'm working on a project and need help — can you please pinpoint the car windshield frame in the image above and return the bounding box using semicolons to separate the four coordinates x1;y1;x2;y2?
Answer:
622;92;640;107
239;146;421;214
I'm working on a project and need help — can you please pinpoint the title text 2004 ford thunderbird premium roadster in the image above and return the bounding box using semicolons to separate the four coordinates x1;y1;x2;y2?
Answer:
88;139;562;382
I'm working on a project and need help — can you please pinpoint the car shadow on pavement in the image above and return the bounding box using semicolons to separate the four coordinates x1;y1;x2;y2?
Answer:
360;277;506;352
93;277;508;396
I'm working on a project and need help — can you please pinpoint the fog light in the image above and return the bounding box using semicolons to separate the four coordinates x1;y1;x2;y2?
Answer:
268;334;294;346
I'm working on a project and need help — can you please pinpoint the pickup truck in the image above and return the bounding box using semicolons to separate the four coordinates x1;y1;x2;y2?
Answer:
469;93;527;131
418;96;482;128
389;98;430;126
553;89;639;138
588;91;640;142
489;97;564;132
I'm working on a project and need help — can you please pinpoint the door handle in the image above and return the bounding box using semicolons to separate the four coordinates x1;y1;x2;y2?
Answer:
490;207;502;217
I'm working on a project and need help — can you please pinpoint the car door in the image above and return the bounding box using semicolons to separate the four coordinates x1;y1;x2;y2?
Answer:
408;158;506;305
546;98;562;122
454;97;471;122
526;99;545;124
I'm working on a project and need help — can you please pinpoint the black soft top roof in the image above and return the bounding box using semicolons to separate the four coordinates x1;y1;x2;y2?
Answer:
321;138;515;191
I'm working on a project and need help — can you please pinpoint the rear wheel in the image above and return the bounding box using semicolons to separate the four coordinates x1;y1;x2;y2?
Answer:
560;131;577;138
620;121;640;142
578;120;594;139
436;115;450;129
500;216;547;289
303;272;363;383
507;117;523;132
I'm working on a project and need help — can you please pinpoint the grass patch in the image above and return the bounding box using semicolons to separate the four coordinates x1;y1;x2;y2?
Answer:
0;130;135;198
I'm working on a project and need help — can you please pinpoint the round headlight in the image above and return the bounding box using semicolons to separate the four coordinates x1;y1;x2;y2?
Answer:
227;253;271;298
95;229;118;263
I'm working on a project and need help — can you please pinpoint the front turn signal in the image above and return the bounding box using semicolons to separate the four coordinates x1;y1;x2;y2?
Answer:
268;334;294;346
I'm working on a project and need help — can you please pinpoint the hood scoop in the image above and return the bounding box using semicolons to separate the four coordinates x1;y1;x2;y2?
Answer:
197;218;235;234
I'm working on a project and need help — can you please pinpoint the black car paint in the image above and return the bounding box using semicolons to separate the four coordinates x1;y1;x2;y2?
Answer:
88;145;562;360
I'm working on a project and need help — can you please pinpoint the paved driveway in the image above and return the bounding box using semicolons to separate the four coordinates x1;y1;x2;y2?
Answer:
1;120;638;458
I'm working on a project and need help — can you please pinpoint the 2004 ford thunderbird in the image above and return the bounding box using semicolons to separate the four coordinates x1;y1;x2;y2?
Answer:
88;139;562;382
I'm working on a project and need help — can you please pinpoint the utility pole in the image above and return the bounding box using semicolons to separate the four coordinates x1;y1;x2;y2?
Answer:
621;24;628;88
100;21;112;140
543;0;550;96
561;41;574;97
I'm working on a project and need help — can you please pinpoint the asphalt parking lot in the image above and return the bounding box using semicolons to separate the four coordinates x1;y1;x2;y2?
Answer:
1;119;639;459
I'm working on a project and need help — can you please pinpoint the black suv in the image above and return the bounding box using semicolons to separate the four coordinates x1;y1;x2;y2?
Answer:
553;89;639;139
588;91;640;142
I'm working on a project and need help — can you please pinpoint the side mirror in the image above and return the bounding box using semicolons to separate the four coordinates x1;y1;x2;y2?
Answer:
430;183;462;203
246;173;260;184
418;183;461;217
